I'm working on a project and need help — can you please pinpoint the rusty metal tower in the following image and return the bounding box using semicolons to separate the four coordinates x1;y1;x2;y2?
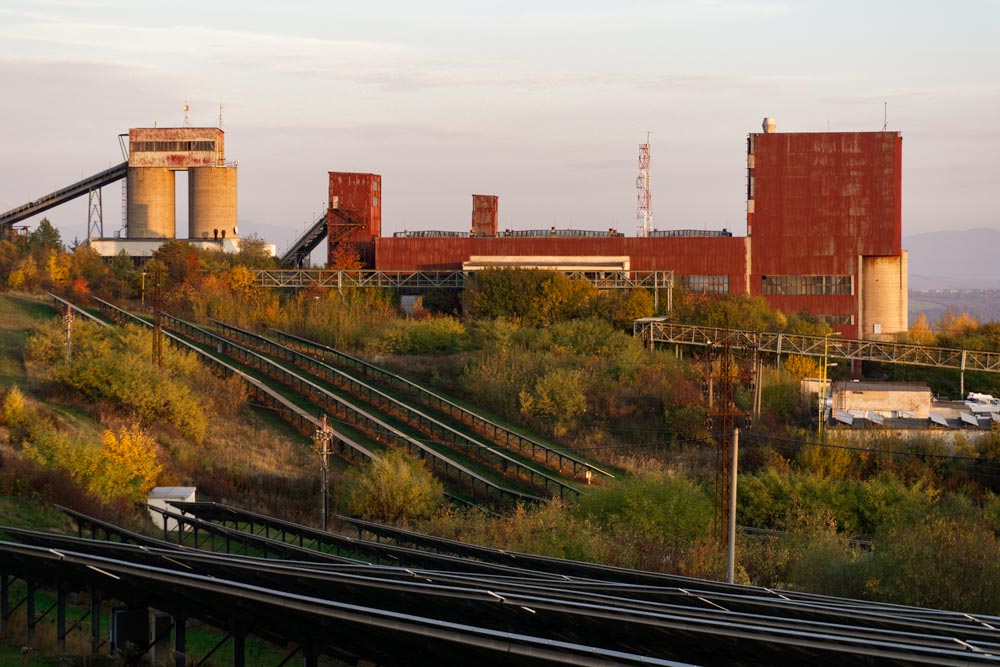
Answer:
636;133;652;237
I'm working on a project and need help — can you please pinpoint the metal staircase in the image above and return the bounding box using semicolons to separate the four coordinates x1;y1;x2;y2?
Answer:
279;208;366;268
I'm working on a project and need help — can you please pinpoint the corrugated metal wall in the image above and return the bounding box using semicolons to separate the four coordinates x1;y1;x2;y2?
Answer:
374;236;750;292
471;194;498;237
328;172;381;266
365;130;905;338
747;131;903;336
749;131;901;275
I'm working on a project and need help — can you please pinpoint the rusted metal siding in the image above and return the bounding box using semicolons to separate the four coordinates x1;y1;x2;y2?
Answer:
328;172;381;241
374;236;750;293
746;131;903;337
748;131;901;276
128;128;225;168
471;195;498;237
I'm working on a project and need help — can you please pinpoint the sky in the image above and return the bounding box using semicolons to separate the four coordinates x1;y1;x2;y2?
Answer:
0;0;997;254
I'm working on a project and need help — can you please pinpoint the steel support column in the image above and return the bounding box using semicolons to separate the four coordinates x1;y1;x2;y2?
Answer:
57;586;67;653
90;588;101;654
174;614;187;667
232;633;246;667
0;569;8;634
26;579;36;646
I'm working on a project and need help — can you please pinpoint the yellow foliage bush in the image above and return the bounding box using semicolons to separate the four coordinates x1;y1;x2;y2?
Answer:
783;354;821;378
85;422;163;503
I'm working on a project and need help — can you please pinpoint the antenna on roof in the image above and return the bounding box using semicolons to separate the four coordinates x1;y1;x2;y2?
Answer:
183;102;190;128
218;103;224;129
636;131;652;238
882;100;888;132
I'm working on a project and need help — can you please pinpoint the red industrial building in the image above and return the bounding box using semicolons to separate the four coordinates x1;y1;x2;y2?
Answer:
327;123;907;339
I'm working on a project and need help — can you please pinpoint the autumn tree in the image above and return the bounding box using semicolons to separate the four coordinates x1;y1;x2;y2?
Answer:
329;242;364;270
905;313;937;345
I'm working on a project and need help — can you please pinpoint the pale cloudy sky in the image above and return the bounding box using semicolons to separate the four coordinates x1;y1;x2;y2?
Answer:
0;0;997;252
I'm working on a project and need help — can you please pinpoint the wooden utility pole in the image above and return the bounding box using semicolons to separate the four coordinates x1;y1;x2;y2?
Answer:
315;415;334;531
62;304;75;363
152;267;163;368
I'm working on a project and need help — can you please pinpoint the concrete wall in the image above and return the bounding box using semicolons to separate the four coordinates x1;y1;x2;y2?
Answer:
832;384;931;418
189;166;238;240
126;167;175;239
860;252;908;337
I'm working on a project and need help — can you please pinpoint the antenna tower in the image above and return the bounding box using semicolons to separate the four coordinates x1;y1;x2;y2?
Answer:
183;102;190;128
636;132;652;237
218;103;224;129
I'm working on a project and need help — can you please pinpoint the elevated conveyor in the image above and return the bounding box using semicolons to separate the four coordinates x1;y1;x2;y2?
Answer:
280;211;328;267
0;161;127;235
280;208;367;268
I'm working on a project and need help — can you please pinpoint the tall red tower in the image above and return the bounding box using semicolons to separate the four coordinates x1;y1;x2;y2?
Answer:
328;172;381;268
746;121;905;337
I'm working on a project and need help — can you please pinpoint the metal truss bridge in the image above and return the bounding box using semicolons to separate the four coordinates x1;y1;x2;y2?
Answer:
246;269;675;309
634;318;1000;376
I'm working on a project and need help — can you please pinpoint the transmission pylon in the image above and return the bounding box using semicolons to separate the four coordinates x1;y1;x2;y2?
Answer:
636;132;652;237
703;330;754;544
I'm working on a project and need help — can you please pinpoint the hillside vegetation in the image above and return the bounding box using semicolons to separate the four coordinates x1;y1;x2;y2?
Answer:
5;224;1000;613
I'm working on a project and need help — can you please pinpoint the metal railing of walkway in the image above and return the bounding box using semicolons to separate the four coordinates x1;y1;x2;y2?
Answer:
635;318;1000;375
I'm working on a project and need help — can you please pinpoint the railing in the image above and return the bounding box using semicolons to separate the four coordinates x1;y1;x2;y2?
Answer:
159;314;541;506
634;319;1000;374
89;296;377;465
270;328;612;482
47;292;109;327
208;319;574;500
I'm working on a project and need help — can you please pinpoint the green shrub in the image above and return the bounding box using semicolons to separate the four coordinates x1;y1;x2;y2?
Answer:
365;317;467;354
339;450;444;524
26;321;208;442
867;518;1000;612
573;472;713;551
519;367;588;435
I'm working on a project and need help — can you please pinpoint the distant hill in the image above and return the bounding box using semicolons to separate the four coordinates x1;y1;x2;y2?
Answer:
904;228;1000;291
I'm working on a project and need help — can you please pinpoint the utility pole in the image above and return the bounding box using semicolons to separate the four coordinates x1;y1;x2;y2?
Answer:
817;332;840;440
727;428;739;584
315;415;334;531
151;265;163;368
62;304;75;363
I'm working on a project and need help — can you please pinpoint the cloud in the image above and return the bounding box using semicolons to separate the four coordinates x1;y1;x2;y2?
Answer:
0;14;404;63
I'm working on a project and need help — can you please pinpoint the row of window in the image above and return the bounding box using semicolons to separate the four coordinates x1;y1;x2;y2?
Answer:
679;275;729;294
132;141;217;153
760;274;853;296
817;314;855;325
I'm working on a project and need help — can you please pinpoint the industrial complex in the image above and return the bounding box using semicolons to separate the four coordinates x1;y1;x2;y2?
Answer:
319;120;907;340
0;119;908;340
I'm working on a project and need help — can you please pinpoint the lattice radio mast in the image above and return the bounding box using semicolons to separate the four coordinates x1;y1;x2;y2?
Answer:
636;132;652;237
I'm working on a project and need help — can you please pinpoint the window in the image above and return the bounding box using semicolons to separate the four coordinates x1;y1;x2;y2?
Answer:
680;275;729;295
132;140;216;153
761;275;853;296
